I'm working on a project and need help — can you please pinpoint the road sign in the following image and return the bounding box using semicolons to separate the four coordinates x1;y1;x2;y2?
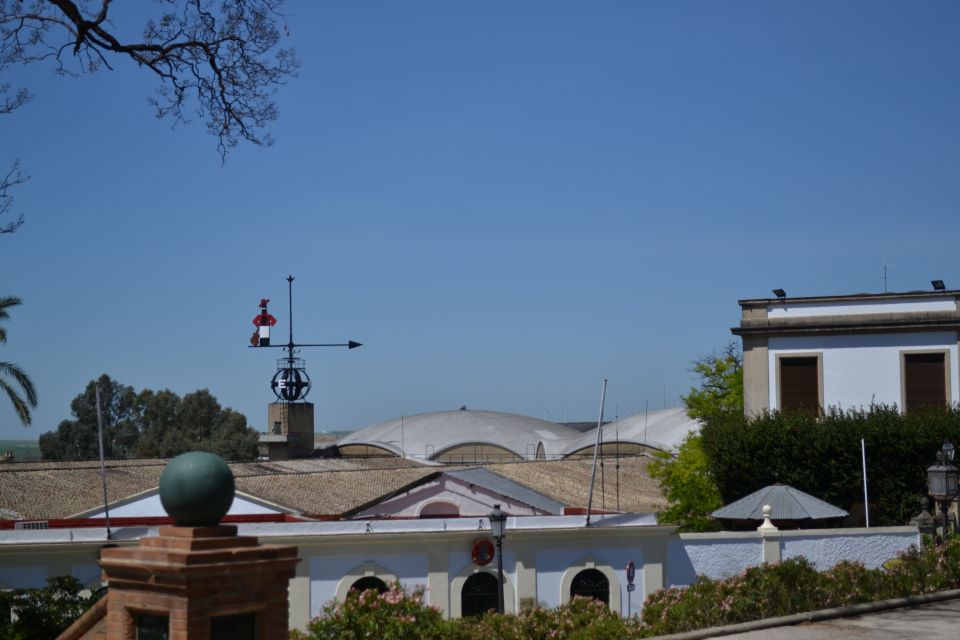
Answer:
627;584;636;592
626;560;636;584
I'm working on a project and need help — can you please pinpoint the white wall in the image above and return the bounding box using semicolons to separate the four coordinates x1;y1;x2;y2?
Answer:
667;536;759;586
535;545;639;613
672;527;919;584
85;493;282;518
768;331;959;410
309;552;431;615
354;477;545;518
781;530;916;569
767;297;956;318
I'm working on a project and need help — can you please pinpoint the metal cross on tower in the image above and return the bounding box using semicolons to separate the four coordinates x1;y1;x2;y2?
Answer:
249;275;362;402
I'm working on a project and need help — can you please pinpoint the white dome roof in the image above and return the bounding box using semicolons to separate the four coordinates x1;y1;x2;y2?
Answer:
561;407;701;455
339;409;582;459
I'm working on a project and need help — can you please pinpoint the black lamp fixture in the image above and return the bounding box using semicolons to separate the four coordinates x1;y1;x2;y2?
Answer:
932;280;946;291
488;504;508;614
772;288;786;299
927;440;959;536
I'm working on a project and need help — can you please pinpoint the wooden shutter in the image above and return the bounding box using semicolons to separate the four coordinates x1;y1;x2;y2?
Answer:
780;356;819;412
904;353;946;411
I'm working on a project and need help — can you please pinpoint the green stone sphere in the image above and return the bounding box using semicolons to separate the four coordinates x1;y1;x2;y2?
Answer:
159;451;235;526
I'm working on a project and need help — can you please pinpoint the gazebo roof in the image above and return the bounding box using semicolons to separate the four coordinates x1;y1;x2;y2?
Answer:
712;484;848;521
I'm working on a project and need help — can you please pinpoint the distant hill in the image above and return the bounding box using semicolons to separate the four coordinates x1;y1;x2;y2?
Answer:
0;440;42;462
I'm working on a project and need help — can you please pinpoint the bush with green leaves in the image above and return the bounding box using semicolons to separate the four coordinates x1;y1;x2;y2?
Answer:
700;405;960;525
458;597;640;640
648;433;723;532
641;537;960;636
0;575;102;640
291;583;453;640
294;539;960;640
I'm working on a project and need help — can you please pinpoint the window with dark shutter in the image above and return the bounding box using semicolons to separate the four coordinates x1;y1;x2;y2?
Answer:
904;353;946;411
779;356;819;412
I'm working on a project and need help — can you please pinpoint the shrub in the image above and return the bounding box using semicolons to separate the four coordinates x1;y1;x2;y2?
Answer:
295;539;960;640
0;575;102;640
458;597;639;640
700;406;960;525
292;582;453;640
641;537;960;636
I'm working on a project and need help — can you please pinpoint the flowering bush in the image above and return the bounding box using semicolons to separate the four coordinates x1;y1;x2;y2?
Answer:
641;537;960;636
291;582;453;640
458;596;640;640
293;539;960;640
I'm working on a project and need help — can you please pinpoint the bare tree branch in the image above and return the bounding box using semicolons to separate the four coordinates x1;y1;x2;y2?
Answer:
0;160;27;234
1;0;299;159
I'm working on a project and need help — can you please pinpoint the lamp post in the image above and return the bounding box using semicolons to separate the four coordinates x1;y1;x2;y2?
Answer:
488;504;507;614
927;440;959;538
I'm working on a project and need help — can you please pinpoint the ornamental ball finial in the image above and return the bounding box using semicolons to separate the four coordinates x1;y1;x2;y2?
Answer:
159;451;235;527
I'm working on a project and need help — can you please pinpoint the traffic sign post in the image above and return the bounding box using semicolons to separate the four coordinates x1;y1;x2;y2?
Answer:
625;560;636;617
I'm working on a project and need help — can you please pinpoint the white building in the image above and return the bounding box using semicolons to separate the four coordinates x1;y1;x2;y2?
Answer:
733;289;960;415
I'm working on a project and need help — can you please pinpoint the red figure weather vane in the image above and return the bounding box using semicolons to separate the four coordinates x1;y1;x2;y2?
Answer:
251;298;277;346
248;276;363;402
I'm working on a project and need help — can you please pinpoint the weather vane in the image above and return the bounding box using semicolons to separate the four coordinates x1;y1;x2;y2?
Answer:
249;275;361;402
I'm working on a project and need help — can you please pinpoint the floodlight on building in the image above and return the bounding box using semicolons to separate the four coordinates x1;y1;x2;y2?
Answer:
772;289;786;299
932;280;946;291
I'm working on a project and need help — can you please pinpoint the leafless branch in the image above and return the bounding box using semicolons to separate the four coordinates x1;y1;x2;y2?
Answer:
1;0;299;159
0;160;28;234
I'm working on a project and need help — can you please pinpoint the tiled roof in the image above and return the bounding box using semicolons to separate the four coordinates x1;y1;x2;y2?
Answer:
0;457;428;520
486;456;665;513
0;455;664;520
236;467;438;516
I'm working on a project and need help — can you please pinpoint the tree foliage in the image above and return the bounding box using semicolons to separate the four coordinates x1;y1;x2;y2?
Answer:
647;433;723;532
0;575;101;640
699;405;960;526
681;342;743;420
0;0;299;157
0;296;37;425
39;374;258;461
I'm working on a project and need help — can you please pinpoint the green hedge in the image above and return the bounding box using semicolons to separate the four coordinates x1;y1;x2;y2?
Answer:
700;406;960;525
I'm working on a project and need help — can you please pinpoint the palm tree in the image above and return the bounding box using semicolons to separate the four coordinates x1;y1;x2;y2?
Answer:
0;296;37;425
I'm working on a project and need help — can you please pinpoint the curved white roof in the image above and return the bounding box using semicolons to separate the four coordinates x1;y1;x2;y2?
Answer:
561;407;701;455
338;410;582;459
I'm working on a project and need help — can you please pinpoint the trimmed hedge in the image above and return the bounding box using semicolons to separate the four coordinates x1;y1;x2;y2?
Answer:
700;406;960;525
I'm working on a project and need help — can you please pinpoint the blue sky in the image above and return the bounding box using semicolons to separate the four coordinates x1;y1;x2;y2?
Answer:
2;1;960;441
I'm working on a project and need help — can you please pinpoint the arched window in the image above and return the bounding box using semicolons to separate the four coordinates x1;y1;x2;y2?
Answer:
350;576;388;595
570;568;609;605
419;501;460;518
461;572;499;617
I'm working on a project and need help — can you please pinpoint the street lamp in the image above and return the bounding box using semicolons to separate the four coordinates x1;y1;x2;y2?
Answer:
488;504;507;614
927;441;959;537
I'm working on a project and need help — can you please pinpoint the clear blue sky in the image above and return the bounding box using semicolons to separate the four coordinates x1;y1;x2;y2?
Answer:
2;1;960;441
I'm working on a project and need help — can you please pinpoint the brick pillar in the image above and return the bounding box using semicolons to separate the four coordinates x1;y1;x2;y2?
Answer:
99;525;299;640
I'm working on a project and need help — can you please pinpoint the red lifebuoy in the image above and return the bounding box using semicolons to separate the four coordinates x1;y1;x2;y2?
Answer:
471;539;495;566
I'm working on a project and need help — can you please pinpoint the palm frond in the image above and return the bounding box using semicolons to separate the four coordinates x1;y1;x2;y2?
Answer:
0;296;22;314
0;360;37;406
0;376;32;425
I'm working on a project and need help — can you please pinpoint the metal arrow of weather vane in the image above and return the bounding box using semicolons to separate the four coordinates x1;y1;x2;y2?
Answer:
249;275;362;402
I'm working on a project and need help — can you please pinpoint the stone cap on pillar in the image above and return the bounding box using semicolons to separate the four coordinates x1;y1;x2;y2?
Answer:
159;451;236;527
